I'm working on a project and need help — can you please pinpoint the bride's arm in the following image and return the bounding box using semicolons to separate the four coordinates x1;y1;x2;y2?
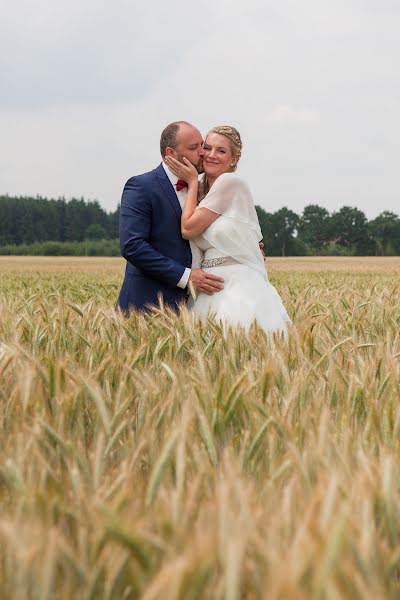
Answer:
164;156;219;240
182;206;219;240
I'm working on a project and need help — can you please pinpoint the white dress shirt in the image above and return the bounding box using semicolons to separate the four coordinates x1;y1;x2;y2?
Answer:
162;162;194;289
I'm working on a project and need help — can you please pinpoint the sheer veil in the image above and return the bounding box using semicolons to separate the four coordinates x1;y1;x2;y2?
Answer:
195;173;267;279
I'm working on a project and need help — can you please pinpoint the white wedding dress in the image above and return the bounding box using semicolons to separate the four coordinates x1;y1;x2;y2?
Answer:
190;173;291;336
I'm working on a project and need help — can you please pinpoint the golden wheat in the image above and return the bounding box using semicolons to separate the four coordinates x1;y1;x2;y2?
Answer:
0;257;399;599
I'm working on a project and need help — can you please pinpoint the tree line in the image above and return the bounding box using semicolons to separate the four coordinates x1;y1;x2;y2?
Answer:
0;195;119;245
256;205;400;256
0;195;399;256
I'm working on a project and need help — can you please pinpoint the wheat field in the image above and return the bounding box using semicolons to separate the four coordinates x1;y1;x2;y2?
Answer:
0;256;399;600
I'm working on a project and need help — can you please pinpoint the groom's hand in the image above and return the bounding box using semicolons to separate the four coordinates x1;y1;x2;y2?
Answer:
189;269;224;295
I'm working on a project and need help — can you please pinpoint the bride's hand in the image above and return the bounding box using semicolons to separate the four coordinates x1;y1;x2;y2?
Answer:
165;156;198;185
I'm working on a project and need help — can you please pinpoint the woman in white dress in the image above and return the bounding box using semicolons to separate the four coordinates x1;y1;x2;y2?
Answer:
165;125;291;336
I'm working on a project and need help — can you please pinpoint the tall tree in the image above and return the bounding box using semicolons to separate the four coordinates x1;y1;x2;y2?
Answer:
298;204;331;251
368;211;400;255
269;207;299;257
256;206;279;256
330;206;370;253
107;206;120;238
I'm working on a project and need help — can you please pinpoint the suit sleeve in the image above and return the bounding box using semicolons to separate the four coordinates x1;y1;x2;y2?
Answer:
120;177;186;287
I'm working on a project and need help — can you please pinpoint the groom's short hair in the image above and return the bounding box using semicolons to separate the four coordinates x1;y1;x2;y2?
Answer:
160;121;192;158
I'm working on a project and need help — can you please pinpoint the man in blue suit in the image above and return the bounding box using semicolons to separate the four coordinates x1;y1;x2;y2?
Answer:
117;121;224;313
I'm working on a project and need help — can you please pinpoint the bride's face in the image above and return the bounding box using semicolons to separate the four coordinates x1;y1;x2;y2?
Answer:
203;133;236;180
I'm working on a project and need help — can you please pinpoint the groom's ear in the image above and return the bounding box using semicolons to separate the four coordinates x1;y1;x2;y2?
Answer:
165;147;177;158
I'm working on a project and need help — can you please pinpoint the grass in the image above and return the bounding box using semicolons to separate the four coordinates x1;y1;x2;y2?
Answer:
0;257;399;599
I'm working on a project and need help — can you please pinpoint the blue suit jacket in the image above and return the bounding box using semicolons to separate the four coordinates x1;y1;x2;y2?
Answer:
117;163;192;313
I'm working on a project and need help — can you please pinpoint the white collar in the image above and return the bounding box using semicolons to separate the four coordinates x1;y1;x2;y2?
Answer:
162;161;179;187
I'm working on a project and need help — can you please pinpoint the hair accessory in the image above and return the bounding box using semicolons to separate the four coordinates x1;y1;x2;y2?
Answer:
215;126;242;148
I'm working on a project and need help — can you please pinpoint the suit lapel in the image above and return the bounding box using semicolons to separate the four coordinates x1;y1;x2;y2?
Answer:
154;164;182;222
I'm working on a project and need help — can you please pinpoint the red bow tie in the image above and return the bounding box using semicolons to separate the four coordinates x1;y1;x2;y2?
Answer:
176;179;188;191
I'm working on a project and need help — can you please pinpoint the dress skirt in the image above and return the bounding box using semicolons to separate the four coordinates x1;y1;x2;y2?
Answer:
192;263;291;335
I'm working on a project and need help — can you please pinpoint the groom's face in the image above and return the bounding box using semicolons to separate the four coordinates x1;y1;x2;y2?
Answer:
173;124;205;174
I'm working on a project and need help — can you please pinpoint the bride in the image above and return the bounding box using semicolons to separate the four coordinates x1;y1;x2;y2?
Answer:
165;125;291;336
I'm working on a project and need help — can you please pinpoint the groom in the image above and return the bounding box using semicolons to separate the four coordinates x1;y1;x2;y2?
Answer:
117;121;224;313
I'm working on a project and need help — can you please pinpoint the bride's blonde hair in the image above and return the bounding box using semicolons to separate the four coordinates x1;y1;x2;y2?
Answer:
201;125;242;198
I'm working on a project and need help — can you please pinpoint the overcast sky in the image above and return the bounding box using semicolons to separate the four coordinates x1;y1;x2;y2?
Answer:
1;0;399;218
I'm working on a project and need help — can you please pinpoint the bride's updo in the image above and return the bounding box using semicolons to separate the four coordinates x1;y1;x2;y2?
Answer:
207;125;242;171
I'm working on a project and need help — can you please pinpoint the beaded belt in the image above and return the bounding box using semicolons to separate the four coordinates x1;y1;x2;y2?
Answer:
201;256;239;268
